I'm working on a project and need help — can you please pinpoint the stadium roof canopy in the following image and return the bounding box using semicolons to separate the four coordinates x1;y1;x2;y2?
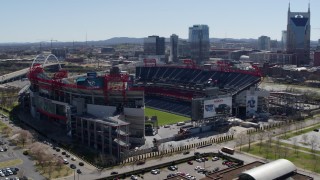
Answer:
238;159;296;180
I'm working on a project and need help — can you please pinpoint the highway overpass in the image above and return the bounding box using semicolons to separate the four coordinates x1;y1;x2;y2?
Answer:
0;63;61;84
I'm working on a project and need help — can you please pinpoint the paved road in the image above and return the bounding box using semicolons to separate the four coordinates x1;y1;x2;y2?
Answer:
4;112;320;180
59;117;320;180
0;117;44;180
0;63;61;84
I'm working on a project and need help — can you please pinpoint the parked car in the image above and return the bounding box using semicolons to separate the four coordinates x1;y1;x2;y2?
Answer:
212;156;219;161
183;151;190;155
63;159;69;164
167;174;176;178
188;161;193;165
151;169;160;174
136;160;145;165
76;169;82;174
130;175;138;180
78;162;84;166
168;166;176;171
70;164;76;169
71;157;76;161
194;152;200;156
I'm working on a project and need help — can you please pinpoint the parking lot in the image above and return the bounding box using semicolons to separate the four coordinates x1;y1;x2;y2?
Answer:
0;167;23;180
124;156;229;180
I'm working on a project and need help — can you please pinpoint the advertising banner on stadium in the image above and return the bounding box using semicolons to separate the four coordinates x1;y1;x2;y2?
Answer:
87;72;97;79
246;95;258;117
203;97;232;118
77;77;104;89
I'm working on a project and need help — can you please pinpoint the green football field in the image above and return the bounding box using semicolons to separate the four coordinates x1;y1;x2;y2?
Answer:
145;107;190;126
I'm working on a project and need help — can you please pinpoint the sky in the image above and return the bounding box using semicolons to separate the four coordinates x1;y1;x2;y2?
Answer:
0;0;319;43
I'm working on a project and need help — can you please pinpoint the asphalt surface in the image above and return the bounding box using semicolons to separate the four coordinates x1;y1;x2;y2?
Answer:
59;116;320;180
0;116;44;180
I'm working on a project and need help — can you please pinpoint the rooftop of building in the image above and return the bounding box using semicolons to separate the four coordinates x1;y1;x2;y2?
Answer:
77;114;129;127
201;161;313;180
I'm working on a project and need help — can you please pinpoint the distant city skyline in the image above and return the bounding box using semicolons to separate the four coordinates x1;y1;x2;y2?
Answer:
0;0;319;43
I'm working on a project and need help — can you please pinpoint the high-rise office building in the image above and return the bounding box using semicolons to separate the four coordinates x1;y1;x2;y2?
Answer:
258;36;271;50
281;30;287;51
178;40;191;57
169;34;179;63
286;3;311;65
189;25;210;64
144;35;165;55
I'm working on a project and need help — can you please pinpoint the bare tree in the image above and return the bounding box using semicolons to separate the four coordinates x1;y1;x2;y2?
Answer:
282;125;290;138
299;121;305;132
29;142;47;165
159;143;166;158
2;126;11;137
55;158;64;175
247;132;255;151
16;130;32;147
309;135;318;153
46;154;55;178
266;130;273;148
301;134;309;145
294;122;299;133
37;151;49;171
257;131;266;153
235;133;246;151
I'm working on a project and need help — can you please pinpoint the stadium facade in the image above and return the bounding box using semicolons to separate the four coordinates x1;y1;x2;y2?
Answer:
26;54;266;160
27;54;145;160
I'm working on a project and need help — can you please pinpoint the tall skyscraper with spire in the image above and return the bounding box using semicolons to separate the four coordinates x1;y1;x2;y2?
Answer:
286;3;311;66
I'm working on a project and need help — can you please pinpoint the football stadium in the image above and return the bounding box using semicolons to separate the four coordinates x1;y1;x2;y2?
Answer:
25;55;265;160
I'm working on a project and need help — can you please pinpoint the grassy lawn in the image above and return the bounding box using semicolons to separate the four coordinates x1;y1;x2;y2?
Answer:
0;109;9;116
242;142;320;173
276;140;320;155
0;159;23;168
145;107;190;126
0;120;6;128
280;123;320;140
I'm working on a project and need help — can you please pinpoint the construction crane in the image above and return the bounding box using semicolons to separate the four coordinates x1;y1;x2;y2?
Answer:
38;39;58;52
50;39;58;50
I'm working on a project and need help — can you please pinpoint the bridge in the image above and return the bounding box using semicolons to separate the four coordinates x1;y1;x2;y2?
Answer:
0;63;61;84
0;54;63;84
